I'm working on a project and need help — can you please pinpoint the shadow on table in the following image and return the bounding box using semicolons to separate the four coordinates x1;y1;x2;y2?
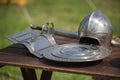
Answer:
41;58;102;68
110;58;120;69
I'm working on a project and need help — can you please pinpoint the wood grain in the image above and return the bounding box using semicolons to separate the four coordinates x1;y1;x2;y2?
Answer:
0;35;120;79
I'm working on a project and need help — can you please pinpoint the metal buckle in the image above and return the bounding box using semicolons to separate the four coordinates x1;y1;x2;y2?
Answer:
41;21;54;34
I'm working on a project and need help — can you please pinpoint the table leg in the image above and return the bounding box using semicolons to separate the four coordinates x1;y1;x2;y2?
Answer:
21;68;29;80
40;70;53;80
27;69;37;80
21;68;37;80
0;65;4;67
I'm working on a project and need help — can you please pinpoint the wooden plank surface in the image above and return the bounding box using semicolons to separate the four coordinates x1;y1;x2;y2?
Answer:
0;35;120;78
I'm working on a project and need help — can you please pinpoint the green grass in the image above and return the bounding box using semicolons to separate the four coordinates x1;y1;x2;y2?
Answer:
0;0;120;80
0;66;22;80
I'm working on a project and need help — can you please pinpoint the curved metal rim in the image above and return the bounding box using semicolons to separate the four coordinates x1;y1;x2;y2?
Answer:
43;43;111;62
111;40;120;47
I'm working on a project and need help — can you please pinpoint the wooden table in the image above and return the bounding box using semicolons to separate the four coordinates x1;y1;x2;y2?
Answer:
0;35;120;80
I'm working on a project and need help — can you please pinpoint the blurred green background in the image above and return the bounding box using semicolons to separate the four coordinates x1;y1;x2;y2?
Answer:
0;0;120;80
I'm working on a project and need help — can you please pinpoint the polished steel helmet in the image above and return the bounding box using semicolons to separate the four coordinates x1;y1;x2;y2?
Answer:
78;10;112;49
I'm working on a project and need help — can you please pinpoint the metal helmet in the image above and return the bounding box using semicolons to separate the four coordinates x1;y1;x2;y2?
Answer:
78;10;112;49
